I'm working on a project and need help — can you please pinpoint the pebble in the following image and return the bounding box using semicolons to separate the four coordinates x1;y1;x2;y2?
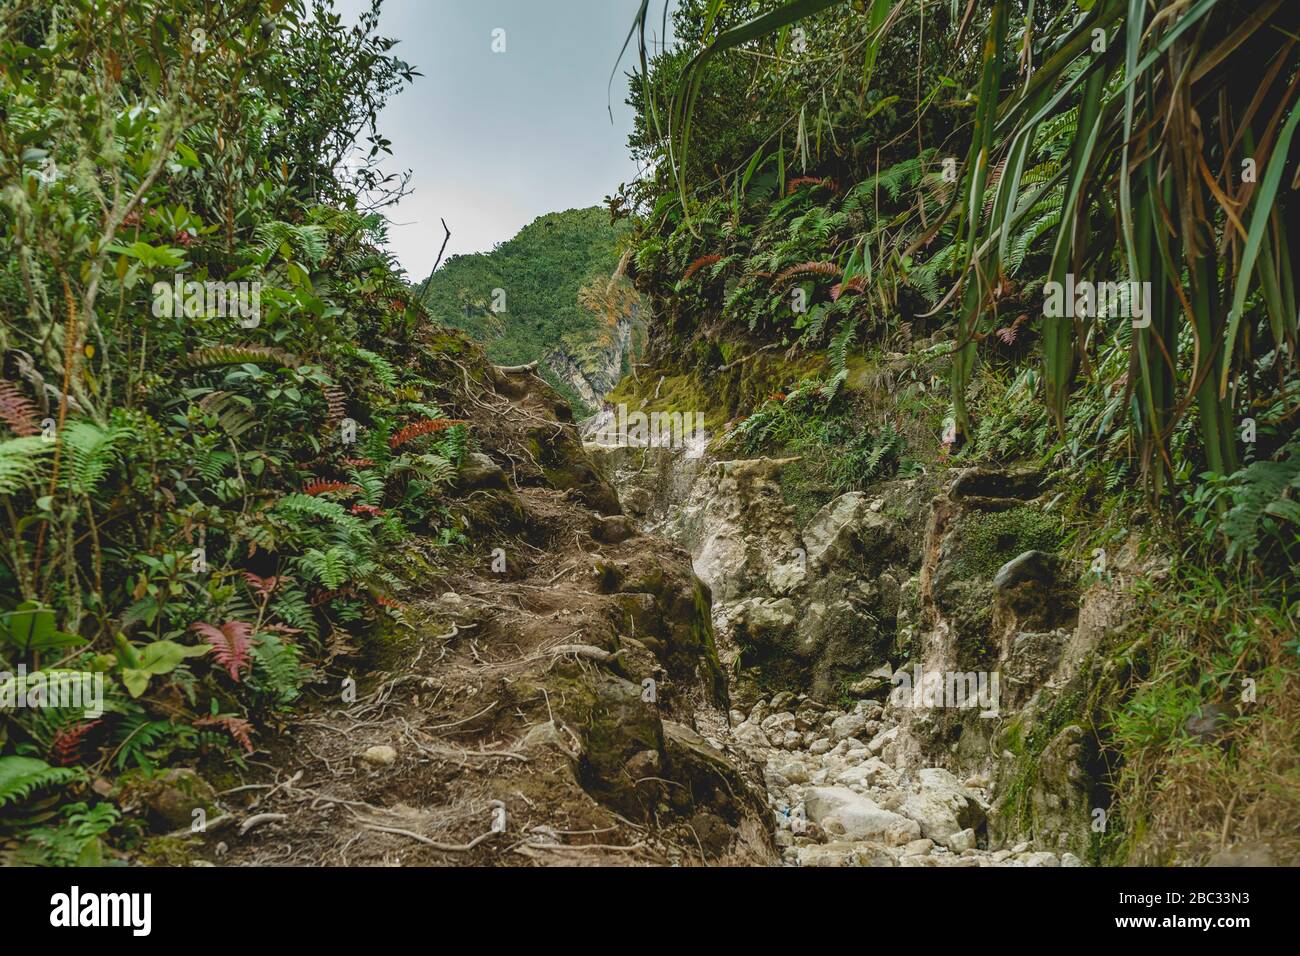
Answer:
360;745;397;767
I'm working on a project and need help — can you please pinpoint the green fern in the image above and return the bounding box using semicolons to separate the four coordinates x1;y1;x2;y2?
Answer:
0;756;80;807
0;436;52;496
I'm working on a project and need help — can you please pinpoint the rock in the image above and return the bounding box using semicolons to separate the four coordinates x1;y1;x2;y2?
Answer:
780;730;802;750
804;786;921;845
141;769;217;831
732;721;771;750
848;665;895;698
776;760;809;784
903;838;934;856
851;842;899;867
992;550;1059;592
948;828;977;853
454;452;508;492
802;493;899;571
795;842;861;867
1023;851;1059;867
951;467;1042;502
360;745;398;767
622;486;653;516
770;691;798;712
829;711;868;742
1206;843;1275;867
1184;702;1237;745
1011;841;1031;854
1060;852;1083;867
867;726;898;755
898;769;986;846
808;738;832;755
760;711;796;736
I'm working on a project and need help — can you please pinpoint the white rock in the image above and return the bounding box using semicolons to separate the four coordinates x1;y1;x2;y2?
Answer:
360;745;397;767
1024;851;1059;867
867;726;898;755
829;711;868;742
804;786;921;846
732;721;771;750
948;828;977;853
1061;852;1083;868
808;738;832;755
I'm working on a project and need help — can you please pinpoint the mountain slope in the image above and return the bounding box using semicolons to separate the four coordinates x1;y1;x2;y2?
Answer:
416;207;644;414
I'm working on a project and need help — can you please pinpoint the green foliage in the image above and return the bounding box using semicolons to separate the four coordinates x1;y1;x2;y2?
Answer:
0;756;80;808
416;207;640;373
0;0;468;857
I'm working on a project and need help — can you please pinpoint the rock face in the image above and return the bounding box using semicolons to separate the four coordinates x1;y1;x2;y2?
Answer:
586;444;927;701
545;311;638;410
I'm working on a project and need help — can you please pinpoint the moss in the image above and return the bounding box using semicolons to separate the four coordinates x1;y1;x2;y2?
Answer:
136;835;203;866
956;506;1062;579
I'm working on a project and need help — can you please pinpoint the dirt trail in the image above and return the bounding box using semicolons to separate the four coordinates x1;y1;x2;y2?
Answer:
201;337;773;867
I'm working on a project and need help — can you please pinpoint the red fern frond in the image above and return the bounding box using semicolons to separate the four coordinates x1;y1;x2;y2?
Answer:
241;571;280;596
389;418;467;450
322;385;346;427
350;503;383;517
371;594;403;611
194;715;255;755
830;276;868;301
303;480;361;497
0;380;39;436
341;457;375;468
786;176;837;195
774;261;842;286
191;620;255;682
50;719;103;766
682;254;722;282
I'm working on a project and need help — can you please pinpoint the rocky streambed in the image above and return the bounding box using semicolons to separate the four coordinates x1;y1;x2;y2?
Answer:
726;691;1076;867
585;426;1144;867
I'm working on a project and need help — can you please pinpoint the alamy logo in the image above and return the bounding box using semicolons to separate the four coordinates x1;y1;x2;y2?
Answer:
0;666;103;718
1043;274;1151;328
591;403;707;459
152;274;261;327
50;886;151;936
889;666;1001;718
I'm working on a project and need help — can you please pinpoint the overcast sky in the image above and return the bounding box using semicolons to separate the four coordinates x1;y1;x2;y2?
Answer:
333;0;674;280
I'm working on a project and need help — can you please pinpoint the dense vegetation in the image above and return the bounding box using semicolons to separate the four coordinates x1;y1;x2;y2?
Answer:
616;0;1298;860
0;0;469;863
416;207;642;412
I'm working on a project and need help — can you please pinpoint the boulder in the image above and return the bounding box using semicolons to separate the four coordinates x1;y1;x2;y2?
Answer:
804;786;921;845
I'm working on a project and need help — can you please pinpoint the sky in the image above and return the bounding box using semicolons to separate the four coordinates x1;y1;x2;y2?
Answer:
333;0;675;280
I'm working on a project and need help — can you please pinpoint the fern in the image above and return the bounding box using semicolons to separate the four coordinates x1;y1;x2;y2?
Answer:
0;436;52;495
181;345;297;371
56;420;128;495
0;756;79;807
191;620;255;681
1218;442;1300;562
252;632;306;705
269;584;319;640
0;380;39;436
345;345;399;388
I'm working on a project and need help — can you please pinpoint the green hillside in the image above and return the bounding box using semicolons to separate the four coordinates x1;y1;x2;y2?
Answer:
415;208;640;412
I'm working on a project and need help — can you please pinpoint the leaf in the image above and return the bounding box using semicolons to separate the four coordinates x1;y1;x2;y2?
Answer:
0;602;86;654
120;640;209;698
190;621;255;682
0;756;79;807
